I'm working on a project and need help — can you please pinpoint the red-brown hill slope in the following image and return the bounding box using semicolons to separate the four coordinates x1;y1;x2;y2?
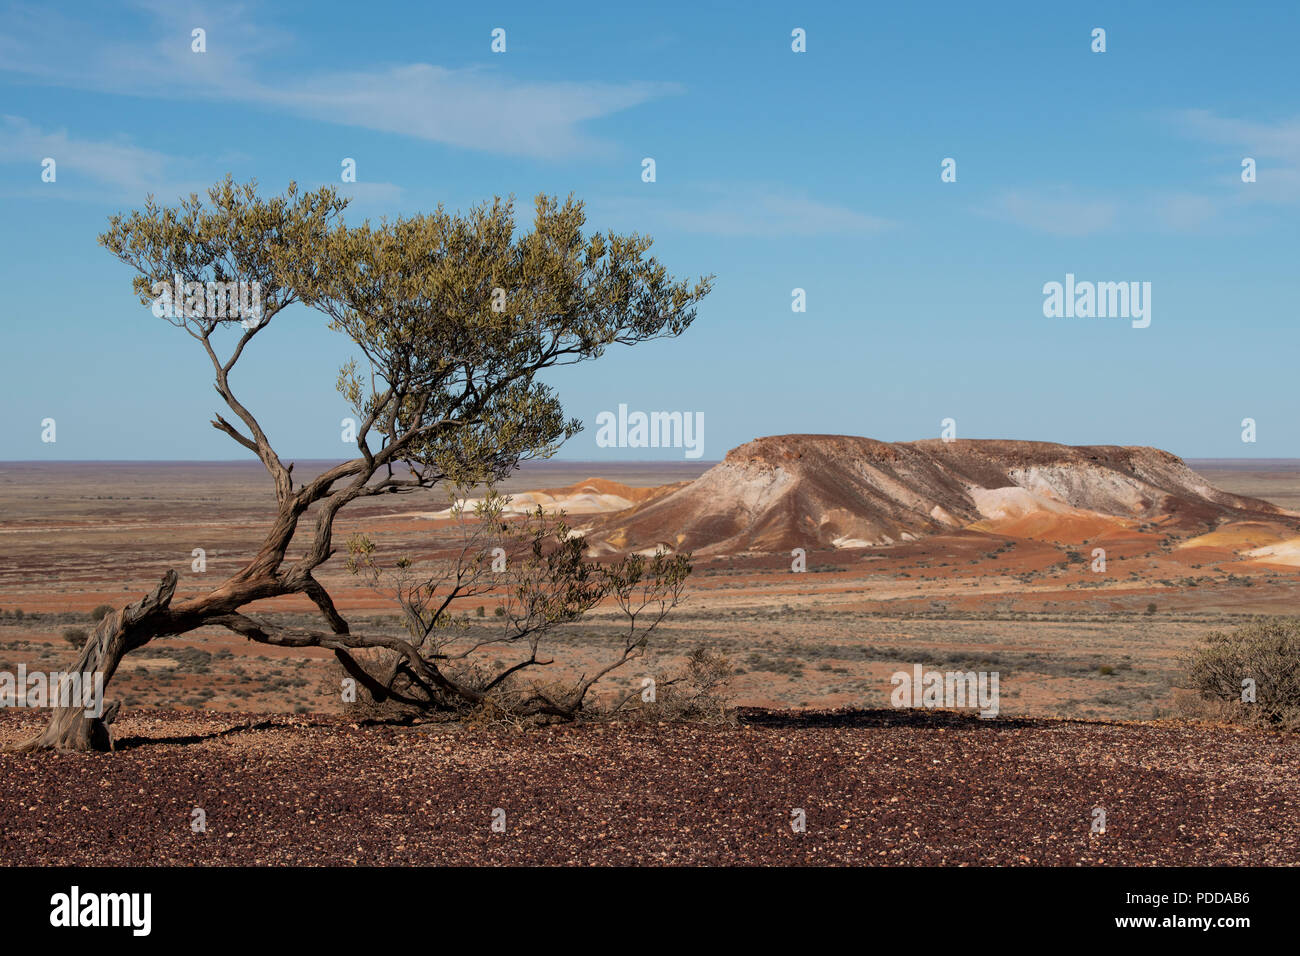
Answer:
587;435;1294;555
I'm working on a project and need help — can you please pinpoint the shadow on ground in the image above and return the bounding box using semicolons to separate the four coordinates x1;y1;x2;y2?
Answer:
97;706;1107;750
735;706;1056;730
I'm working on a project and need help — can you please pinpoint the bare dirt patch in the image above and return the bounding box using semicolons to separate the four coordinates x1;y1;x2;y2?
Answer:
0;708;1295;866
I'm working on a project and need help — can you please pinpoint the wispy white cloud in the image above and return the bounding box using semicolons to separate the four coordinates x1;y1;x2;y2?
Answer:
1153;193;1218;232
0;115;172;193
269;65;673;159
0;115;405;208
971;113;1300;237
977;188;1119;237
0;2;676;159
599;186;892;239
1169;110;1300;208
1173;109;1300;159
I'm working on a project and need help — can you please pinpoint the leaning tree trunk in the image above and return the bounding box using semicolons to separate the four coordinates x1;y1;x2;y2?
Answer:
10;571;178;752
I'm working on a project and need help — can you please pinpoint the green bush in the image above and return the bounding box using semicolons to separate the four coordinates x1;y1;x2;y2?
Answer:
89;604;114;623
62;628;88;649
1186;619;1300;728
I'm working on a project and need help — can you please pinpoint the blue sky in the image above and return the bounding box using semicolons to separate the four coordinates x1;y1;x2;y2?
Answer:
1;0;1298;462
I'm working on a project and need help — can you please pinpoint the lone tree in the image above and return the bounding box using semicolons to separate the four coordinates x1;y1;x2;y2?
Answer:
15;176;711;751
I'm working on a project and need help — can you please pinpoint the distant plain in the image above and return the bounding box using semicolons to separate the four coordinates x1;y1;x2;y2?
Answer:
1;458;1297;721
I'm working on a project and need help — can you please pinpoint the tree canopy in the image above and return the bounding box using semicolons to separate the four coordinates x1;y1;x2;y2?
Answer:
16;177;713;751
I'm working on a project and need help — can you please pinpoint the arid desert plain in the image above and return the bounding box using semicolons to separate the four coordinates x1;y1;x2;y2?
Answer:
3;444;1300;866
3;450;1300;722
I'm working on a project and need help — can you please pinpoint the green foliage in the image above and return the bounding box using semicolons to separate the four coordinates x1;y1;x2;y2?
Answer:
100;179;711;494
308;193;712;487
98;175;348;325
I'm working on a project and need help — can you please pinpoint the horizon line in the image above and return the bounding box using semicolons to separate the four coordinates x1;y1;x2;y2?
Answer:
0;458;726;465
1;456;1298;466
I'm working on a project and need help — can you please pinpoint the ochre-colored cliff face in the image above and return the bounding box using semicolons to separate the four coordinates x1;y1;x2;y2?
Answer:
587;435;1294;556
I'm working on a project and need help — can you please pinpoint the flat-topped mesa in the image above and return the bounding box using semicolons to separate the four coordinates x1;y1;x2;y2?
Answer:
587;434;1295;556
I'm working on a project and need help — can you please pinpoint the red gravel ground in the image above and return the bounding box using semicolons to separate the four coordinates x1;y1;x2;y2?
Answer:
1;708;1296;866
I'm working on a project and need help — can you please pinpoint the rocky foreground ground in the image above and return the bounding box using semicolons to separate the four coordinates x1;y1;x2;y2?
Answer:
1;708;1296;866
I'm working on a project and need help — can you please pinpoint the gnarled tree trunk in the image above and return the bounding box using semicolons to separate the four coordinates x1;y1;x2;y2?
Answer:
11;571;179;752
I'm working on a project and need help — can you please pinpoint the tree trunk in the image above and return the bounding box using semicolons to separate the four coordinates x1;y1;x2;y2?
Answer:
10;571;178;752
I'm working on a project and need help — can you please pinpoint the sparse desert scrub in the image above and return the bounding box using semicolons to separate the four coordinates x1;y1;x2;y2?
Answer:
331;496;691;721
633;647;735;724
1185;618;1300;728
12;177;710;751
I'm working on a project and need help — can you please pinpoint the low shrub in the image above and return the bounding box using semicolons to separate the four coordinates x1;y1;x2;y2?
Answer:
1185;618;1300;728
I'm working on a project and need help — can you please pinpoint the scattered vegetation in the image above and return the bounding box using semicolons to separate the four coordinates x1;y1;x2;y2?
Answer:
1186;619;1300;728
336;496;693;721
636;648;734;724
